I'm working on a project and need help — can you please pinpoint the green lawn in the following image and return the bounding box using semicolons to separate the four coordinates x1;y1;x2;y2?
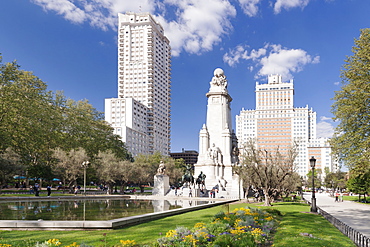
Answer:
269;202;355;247
0;201;356;247
342;195;370;204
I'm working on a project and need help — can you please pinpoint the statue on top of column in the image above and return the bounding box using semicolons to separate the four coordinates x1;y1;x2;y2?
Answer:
210;68;228;92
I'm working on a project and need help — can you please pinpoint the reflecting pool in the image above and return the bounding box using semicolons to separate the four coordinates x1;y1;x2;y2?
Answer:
0;199;208;221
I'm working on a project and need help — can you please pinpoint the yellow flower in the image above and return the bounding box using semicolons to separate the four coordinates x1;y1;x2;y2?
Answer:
194;222;206;229
0;244;12;247
234;218;242;226
183;235;198;247
230;226;247;235
120;239;136;247
166;229;177;238
46;239;62;246
64;243;79;247
265;216;273;221
251;228;265;236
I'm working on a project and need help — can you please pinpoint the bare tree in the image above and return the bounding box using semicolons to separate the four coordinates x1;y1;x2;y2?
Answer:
238;140;299;206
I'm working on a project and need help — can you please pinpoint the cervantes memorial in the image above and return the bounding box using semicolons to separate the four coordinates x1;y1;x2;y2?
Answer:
194;68;242;198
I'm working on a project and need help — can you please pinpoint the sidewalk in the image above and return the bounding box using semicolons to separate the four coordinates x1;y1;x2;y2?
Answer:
304;192;370;238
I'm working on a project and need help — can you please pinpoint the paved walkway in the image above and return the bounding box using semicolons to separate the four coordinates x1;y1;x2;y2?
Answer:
303;192;370;238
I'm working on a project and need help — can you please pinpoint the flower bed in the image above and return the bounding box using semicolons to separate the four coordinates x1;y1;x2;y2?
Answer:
156;207;278;246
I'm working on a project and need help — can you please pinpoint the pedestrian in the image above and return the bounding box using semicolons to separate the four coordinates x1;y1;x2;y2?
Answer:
335;191;339;202
189;188;193;197
254;191;259;202
74;186;79;196
47;185;52;197
29;185;34;194
34;183;40;196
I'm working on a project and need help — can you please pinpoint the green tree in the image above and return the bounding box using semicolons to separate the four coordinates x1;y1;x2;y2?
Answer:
59;98;133;160
132;152;183;192
0;55;132;185
306;169;323;189
0;57;61;181
331;28;370;172
324;170;347;193
346;166;370;202
0;148;22;192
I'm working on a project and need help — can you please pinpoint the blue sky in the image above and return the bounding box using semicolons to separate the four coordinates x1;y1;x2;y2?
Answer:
1;0;369;152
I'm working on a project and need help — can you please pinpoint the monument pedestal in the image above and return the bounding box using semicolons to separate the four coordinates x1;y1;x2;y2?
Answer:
152;175;170;196
193;68;243;199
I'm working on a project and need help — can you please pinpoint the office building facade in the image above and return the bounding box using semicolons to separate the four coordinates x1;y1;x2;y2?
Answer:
105;12;171;156
236;75;336;178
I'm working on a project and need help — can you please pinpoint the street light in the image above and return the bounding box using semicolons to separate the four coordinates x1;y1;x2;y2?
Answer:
310;156;317;212
82;161;90;196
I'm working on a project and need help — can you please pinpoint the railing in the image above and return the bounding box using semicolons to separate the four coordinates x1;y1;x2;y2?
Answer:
302;195;370;247
319;208;370;247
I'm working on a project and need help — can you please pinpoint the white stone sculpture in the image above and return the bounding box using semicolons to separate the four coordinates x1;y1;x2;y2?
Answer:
210;68;228;91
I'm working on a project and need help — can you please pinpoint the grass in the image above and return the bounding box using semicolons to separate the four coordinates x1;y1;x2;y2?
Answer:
0;201;356;247
267;202;355;247
342;195;370;204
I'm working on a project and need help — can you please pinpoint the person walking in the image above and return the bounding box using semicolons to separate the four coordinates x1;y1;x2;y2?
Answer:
189;188;193;197
34;183;40;196
335;191;339;202
47;185;52;197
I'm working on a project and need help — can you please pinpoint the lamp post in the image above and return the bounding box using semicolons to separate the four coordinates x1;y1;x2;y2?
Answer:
82;161;90;196
310;156;317;212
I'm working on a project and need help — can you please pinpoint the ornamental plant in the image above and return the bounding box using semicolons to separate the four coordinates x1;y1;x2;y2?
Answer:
156;207;278;246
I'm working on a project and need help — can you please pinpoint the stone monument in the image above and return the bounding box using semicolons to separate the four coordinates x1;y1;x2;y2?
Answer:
152;161;170;196
194;68;242;198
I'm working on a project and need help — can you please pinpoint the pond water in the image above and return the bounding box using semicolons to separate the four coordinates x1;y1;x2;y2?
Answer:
0;199;208;221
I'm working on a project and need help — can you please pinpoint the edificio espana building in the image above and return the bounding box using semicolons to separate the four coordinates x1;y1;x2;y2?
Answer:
236;74;337;178
105;12;171;156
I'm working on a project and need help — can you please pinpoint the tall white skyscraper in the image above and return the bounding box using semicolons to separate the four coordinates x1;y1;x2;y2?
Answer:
236;75;337;177
105;12;171;156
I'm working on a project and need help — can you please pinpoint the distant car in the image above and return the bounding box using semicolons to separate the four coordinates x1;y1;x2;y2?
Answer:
123;189;133;194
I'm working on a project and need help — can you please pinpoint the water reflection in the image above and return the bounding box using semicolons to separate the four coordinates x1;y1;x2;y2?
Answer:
0;199;208;221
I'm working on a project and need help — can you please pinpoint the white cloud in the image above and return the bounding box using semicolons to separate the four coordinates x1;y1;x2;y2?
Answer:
31;0;317;56
31;0;156;31
320;116;332;121
238;0;263;17
158;0;236;56
316;116;335;138
32;0;86;24
223;43;320;80
274;0;310;14
223;44;267;67
32;0;236;56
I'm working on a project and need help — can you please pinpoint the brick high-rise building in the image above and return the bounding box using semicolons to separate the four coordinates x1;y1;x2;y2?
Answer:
236;75;336;177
